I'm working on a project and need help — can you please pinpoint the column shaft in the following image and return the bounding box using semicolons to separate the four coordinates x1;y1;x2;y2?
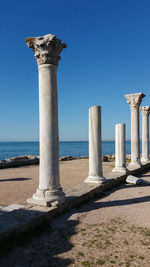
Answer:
142;115;149;161
140;106;150;164
112;123;126;173
125;92;145;169
130;109;140;165
39;64;60;190
85;106;105;183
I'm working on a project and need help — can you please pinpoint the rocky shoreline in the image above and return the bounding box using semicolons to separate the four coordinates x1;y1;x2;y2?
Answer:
0;154;133;169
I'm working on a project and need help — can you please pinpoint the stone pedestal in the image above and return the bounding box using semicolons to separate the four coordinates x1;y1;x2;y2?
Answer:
112;123;126;173
125;92;145;169
26;34;66;206
140;106;150;164
85;106;105;183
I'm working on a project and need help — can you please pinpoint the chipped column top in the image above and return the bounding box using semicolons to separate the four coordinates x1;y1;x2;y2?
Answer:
25;34;67;66
140;106;150;116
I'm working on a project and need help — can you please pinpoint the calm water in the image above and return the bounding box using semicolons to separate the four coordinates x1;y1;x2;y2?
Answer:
0;141;137;160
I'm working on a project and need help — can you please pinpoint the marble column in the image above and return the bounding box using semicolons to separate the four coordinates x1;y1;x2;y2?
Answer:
140;106;150;164
26;34;66;206
85;106;105;183
125;92;145;169
112;123;126;173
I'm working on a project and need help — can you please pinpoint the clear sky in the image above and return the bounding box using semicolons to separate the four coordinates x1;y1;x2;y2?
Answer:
0;0;150;141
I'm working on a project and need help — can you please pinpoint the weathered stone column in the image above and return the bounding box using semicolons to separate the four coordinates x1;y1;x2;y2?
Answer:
140;106;150;164
26;34;66;206
125;92;145;169
112;123;126;173
85;106;105;183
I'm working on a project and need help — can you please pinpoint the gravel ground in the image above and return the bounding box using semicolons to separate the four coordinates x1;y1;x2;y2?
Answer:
0;177;150;267
0;160;113;206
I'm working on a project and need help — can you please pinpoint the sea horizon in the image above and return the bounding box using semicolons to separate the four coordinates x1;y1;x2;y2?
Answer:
0;140;132;142
0;140;143;161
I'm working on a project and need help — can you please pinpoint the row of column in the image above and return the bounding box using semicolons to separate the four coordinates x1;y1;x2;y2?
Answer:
25;34;150;207
112;93;150;173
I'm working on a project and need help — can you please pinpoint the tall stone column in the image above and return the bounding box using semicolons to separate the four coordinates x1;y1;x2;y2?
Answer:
125;92;145;169
26;34;66;206
112;123;126;173
85;106;105;183
140;106;150;164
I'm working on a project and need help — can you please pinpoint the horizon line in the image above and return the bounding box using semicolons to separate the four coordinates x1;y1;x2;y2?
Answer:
0;139;133;142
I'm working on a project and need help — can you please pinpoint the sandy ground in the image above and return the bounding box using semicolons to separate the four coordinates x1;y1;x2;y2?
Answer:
1;180;150;266
0;160;150;265
0;159;114;206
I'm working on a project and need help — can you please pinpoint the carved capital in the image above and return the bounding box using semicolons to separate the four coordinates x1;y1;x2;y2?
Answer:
125;92;145;111
25;34;67;66
140;106;150;116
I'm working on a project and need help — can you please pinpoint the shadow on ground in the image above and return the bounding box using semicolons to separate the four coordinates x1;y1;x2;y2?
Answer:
0;183;150;266
75;184;150;211
0;208;79;266
0;177;31;182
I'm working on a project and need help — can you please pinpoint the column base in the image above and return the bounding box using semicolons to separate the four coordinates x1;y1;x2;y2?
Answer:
27;188;66;207
127;161;141;169
112;166;127;173
84;175;106;184
141;158;150;165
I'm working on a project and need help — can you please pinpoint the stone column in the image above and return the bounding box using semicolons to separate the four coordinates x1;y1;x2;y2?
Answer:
26;34;66;206
140;106;150;164
125;92;145;169
85;106;105;183
112;123;126;173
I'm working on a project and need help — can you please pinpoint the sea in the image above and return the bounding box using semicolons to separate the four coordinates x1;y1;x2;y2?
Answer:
0;141;143;160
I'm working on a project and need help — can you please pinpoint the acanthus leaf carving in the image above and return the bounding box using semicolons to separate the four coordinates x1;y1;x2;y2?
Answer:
140;106;150;116
125;93;145;111
25;34;67;66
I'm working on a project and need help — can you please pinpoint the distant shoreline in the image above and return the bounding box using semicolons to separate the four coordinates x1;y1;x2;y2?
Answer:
0;140;133;142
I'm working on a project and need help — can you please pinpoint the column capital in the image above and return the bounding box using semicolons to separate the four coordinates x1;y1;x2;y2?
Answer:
140;106;150;116
125;92;145;111
25;34;67;66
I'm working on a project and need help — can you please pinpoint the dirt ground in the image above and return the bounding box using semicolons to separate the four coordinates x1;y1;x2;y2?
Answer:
0;161;150;266
1;180;150;266
0;159;114;206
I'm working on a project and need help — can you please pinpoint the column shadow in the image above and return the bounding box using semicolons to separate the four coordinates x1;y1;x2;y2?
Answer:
0;208;79;266
0;178;31;182
71;183;150;213
0;183;150;266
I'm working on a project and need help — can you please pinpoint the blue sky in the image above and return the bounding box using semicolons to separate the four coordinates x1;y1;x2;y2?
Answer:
0;0;150;141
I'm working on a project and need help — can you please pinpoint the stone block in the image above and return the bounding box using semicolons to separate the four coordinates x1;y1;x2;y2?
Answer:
2;204;25;212
126;175;150;185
